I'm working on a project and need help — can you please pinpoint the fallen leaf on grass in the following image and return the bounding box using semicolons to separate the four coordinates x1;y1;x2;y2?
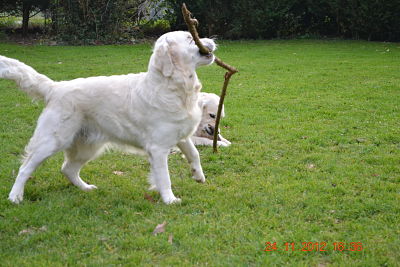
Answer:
144;193;156;203
356;138;367;143
99;236;108;242
307;164;315;169
113;171;124;176
168;234;173;244
19;226;47;235
103;241;115;252
152;221;167;235
19;229;35;235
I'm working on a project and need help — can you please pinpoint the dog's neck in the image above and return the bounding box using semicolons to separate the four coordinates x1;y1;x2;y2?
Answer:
142;69;201;114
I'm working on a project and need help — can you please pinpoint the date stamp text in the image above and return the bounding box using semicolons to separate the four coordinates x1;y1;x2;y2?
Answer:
263;242;363;252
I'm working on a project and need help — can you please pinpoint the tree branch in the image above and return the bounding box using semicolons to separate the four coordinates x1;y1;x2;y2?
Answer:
181;3;238;152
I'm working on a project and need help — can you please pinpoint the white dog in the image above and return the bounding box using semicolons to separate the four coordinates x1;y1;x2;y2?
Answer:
0;31;216;204
191;92;231;147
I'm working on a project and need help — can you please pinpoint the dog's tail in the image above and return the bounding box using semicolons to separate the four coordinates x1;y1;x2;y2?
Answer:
0;55;54;100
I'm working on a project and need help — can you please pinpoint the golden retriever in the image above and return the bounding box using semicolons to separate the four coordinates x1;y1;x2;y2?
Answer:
0;31;216;204
192;92;231;147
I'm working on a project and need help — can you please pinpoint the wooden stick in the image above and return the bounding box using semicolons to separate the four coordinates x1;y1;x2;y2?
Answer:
181;3;238;152
181;4;210;55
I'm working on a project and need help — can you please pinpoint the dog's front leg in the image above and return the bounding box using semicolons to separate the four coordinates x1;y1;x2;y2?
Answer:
177;139;206;183
148;147;181;204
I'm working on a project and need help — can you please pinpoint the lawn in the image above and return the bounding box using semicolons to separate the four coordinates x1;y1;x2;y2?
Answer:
0;39;399;266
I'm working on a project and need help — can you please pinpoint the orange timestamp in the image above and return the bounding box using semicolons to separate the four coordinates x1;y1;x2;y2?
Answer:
263;242;363;252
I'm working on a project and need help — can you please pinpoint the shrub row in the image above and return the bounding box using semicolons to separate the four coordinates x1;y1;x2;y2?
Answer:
168;0;400;41
2;0;399;43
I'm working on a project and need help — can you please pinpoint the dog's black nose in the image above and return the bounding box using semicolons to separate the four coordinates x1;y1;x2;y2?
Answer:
205;124;215;136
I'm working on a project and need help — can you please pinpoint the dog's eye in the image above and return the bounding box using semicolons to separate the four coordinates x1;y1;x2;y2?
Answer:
209;113;216;119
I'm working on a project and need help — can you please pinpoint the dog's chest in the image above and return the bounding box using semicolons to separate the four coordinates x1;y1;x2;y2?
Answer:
177;105;202;138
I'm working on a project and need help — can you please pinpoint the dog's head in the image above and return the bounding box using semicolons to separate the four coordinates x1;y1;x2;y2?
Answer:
195;93;225;139
149;31;216;78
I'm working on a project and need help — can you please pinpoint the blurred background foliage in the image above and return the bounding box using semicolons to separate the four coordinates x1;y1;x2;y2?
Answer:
1;0;399;44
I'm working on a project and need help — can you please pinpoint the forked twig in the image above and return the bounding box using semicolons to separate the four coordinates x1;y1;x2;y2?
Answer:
181;3;238;152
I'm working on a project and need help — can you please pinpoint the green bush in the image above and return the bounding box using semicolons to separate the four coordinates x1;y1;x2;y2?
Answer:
0;16;19;29
0;14;50;36
2;0;399;42
48;1;171;44
140;19;170;37
167;0;400;41
50;0;139;44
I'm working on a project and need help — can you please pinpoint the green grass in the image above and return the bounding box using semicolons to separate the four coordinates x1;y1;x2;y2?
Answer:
0;40;399;266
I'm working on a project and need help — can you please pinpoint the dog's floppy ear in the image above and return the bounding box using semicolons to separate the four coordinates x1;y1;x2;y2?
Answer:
154;38;176;77
199;96;206;109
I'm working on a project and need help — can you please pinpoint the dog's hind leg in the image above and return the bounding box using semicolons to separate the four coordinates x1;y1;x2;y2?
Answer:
177;138;206;183
61;139;105;191
8;109;78;204
148;147;181;204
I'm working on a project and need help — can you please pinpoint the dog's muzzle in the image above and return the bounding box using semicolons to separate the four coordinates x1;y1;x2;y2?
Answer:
204;124;214;136
204;124;221;140
200;40;216;57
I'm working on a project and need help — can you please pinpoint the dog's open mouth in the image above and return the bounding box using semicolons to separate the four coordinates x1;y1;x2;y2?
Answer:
200;51;213;58
200;43;215;58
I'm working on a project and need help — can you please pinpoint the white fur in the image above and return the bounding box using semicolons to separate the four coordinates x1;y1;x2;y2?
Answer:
191;92;231;147
1;31;217;204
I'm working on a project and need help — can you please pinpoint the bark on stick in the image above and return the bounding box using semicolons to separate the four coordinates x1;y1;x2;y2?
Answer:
181;3;238;152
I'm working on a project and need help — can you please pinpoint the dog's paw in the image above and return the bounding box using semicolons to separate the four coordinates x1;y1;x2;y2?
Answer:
192;168;206;183
193;174;206;183
223;140;232;146
81;184;97;191
217;141;230;147
8;192;23;204
163;196;182;205
167;197;182;205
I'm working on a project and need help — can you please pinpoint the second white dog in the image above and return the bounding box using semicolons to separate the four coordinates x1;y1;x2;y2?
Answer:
1;31;216;205
191;92;231;147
